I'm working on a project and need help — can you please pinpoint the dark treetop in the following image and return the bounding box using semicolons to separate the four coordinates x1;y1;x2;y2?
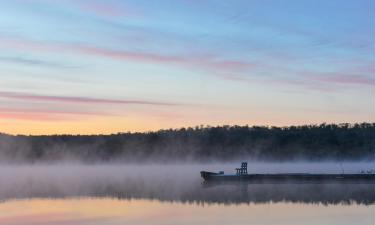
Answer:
1;123;375;162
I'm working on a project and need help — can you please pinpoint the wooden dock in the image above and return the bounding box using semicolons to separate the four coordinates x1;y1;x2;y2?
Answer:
201;162;375;183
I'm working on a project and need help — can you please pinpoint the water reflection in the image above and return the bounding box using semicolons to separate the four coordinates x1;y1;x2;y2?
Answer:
201;182;375;205
1;198;375;225
79;182;375;205
2;181;375;205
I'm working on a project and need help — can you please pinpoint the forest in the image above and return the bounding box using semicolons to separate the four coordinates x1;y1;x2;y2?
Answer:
1;123;375;162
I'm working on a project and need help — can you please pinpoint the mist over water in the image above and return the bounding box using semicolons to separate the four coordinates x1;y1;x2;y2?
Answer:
1;162;375;204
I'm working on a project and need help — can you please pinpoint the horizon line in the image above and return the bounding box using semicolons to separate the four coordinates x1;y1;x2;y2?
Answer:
2;122;374;137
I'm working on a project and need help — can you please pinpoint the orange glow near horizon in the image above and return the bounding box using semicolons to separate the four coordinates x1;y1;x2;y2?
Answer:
1;96;373;135
1;114;371;136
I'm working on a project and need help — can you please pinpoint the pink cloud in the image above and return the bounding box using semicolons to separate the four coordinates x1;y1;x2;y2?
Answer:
5;35;374;91
217;71;339;92
17;0;138;19
76;1;130;18
0;91;182;121
0;107;111;121
215;73;253;82
0;112;63;121
74;45;256;73
76;45;184;64
353;64;375;75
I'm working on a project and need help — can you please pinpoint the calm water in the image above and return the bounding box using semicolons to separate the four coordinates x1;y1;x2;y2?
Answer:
1;162;375;225
1;198;375;225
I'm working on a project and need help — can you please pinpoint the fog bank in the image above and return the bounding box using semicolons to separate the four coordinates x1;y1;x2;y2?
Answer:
1;162;375;204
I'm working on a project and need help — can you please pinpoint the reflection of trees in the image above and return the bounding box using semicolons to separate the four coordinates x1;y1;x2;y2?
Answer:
197;182;375;205
2;181;375;206
148;182;375;206
1;123;375;162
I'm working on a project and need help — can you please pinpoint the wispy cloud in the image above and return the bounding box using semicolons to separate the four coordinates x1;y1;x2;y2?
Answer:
0;90;182;121
0;110;71;121
0;91;180;106
2;32;374;94
12;0;135;19
76;45;255;72
0;105;113;121
313;74;375;86
0;56;78;69
217;60;375;92
74;1;132;19
0;35;256;76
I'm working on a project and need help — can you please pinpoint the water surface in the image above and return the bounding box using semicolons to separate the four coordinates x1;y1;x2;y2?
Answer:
1;198;375;225
1;162;375;224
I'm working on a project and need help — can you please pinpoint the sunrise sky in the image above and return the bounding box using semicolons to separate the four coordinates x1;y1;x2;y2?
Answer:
1;0;375;135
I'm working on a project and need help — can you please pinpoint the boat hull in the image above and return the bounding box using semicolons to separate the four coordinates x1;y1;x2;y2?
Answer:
200;171;375;183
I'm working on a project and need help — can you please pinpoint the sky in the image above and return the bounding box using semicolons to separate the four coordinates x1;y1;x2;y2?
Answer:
0;0;375;135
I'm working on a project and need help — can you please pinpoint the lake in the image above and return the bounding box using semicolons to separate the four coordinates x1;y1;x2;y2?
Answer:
0;162;375;225
1;198;375;225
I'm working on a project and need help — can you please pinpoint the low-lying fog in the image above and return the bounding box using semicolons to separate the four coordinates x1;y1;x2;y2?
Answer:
1;162;375;204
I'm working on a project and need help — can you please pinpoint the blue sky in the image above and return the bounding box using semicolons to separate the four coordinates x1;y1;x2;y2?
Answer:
0;0;374;134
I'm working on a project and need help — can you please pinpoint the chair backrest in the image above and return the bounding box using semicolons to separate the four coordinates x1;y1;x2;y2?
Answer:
236;162;248;175
241;162;248;174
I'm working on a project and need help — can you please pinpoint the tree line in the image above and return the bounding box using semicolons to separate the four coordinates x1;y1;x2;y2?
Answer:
1;123;375;162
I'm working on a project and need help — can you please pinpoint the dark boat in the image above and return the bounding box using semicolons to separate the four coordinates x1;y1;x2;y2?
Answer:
201;162;375;183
